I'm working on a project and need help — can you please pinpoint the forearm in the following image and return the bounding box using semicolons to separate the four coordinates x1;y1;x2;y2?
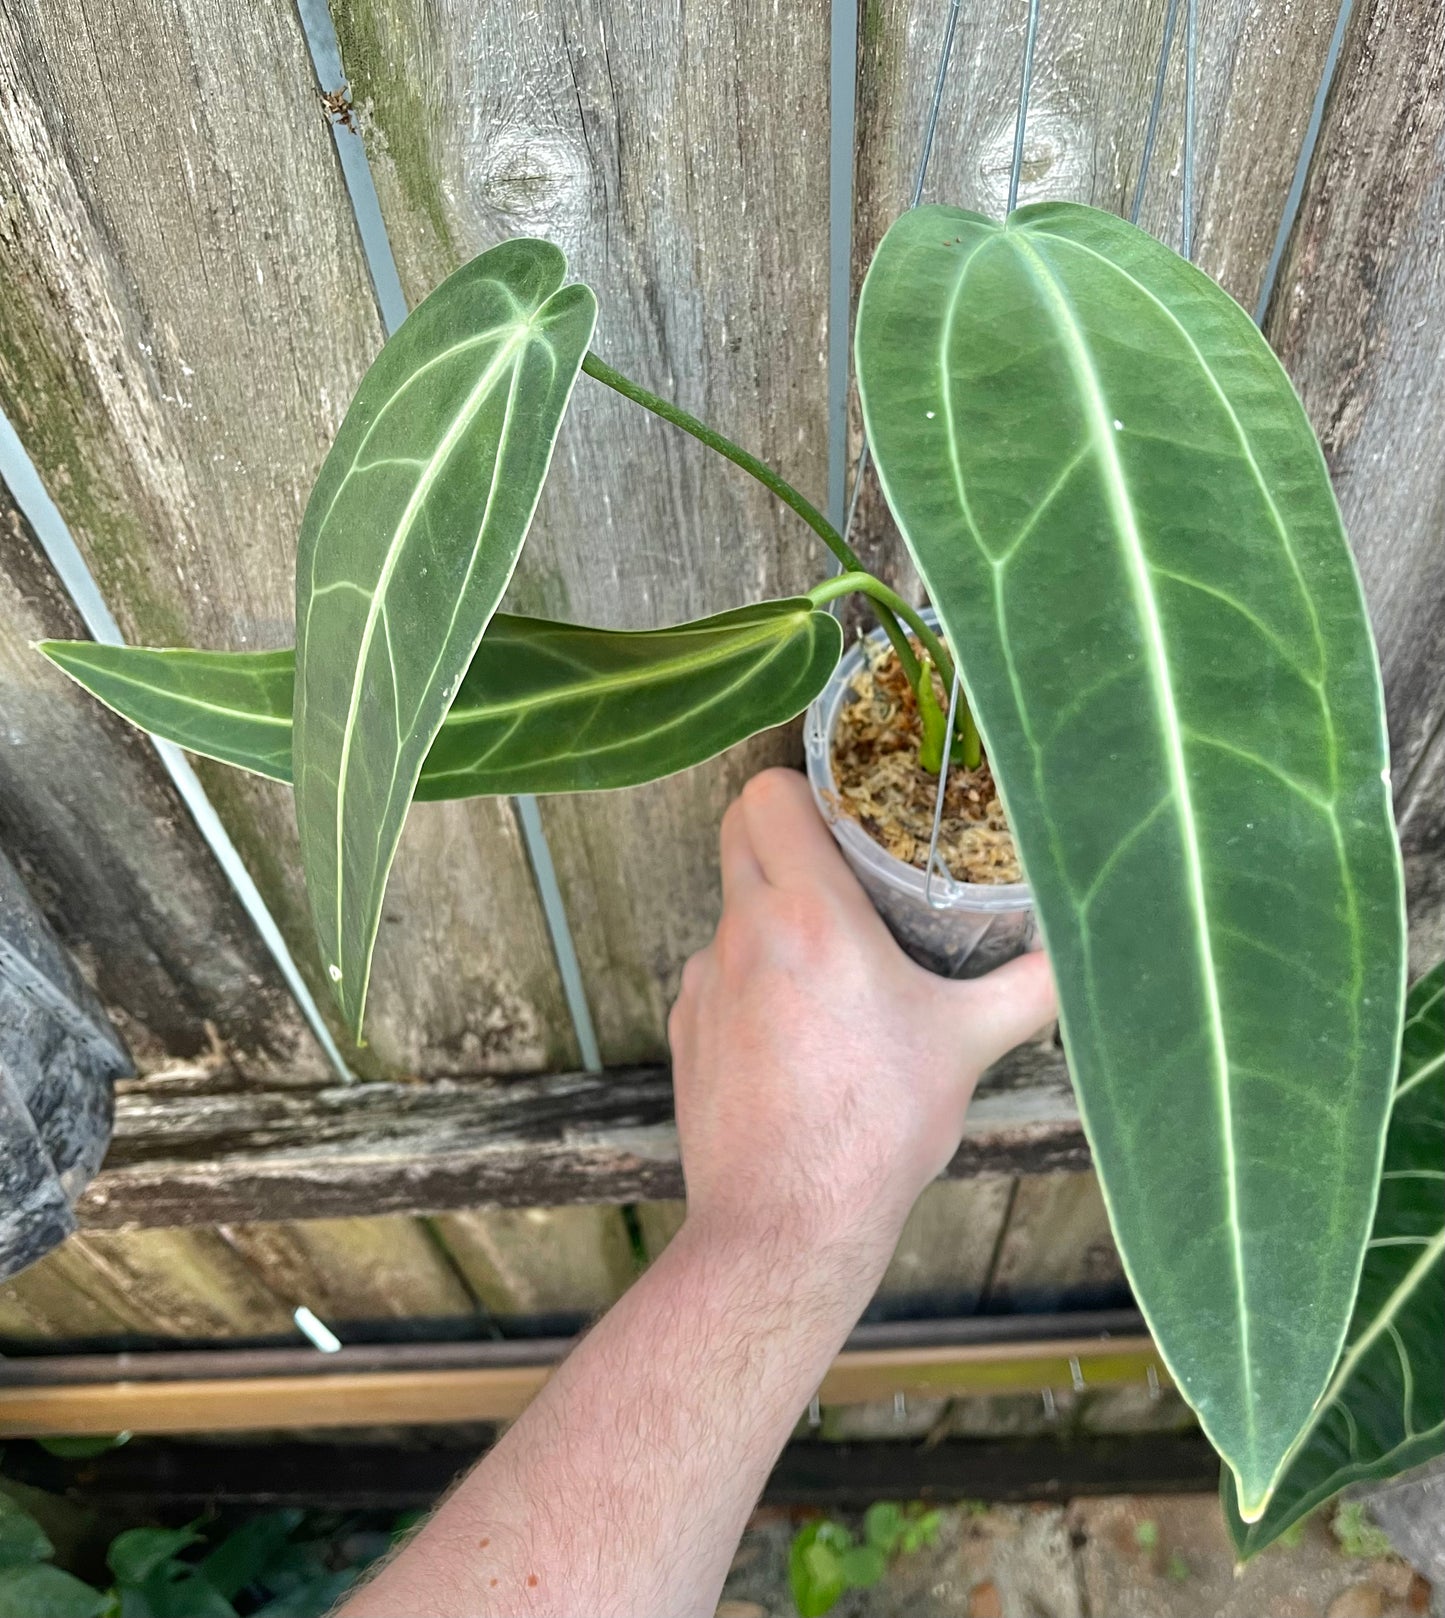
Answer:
342;1215;885;1618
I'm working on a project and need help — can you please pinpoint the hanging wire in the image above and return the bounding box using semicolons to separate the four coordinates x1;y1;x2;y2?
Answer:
924;0;1042;908
911;0;966;209
1008;0;1043;213
1131;0;1181;225
840;0;965;551
1181;0;1198;258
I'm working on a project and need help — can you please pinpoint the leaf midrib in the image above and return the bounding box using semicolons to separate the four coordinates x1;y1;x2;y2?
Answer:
48;612;813;762
1025;226;1377;1099
447;616;802;726
322;327;531;980
432;617;817;781
1008;232;1256;1460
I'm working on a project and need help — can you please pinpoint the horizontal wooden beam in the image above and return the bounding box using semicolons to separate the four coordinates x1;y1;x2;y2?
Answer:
0;1315;1162;1437
3;1433;1220;1512
79;1040;1083;1229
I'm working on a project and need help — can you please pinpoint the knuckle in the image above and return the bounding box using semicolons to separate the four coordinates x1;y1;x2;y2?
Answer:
760;888;833;958
741;766;800;812
712;910;755;975
679;950;707;997
666;997;686;1045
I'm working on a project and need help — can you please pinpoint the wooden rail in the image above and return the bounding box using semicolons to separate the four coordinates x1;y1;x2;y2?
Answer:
78;1042;1085;1228
0;1314;1164;1436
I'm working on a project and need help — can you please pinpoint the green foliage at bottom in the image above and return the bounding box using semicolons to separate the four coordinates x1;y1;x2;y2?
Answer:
787;1501;943;1617
0;1489;408;1618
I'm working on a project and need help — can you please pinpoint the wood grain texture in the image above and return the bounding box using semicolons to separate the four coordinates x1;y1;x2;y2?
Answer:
866;1178;1016;1323
0;489;323;1078
847;0;1340;609
982;1173;1126;1314
0;1230;293;1343
1398;723;1443;976
77;1043;1087;1228
433;1207;637;1325
330;0;833;1061
0;1249;136;1343
0;0;571;1077
1263;0;1445;956
216;1217;476;1325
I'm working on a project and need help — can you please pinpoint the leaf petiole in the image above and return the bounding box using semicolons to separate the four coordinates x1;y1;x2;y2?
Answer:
580;352;984;772
580;351;924;684
807;571;983;771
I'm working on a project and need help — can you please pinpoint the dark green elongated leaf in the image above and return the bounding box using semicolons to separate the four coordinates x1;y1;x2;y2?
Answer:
0;1563;106;1618
107;1526;203;1585
39;599;840;798
1223;963;1444;1556
856;201;1405;1518
293;239;597;1036
37;643;295;779
0;1500;51;1567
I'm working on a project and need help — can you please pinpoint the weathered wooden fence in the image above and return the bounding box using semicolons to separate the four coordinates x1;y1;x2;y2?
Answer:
0;0;1440;1357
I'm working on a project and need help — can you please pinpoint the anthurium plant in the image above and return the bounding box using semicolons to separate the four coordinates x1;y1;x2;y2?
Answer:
43;203;1418;1531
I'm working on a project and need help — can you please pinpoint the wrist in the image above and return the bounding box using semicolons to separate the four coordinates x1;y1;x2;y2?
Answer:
671;1199;894;1325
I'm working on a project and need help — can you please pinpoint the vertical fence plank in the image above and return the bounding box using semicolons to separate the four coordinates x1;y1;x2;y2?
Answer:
1261;0;1445;968
0;1253;136;1344
0;488;323;1077
330;0;833;1061
434;1207;637;1328
849;0;1342;603
866;1178;1015;1322
982;1173;1126;1314
0;0;573;1077
0;1232;295;1342
218;1218;477;1326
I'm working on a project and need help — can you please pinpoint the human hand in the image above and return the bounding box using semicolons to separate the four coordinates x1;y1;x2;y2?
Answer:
668;768;1057;1287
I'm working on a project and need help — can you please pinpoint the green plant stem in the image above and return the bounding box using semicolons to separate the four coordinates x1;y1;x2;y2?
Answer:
581;351;986;770
809;571;983;769
580;350;922;681
806;571;953;687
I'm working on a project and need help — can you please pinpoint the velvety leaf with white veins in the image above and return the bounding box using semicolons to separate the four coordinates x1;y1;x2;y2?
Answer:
39;600;840;799
293;239;596;1038
856;201;1405;1518
1223;962;1443;1556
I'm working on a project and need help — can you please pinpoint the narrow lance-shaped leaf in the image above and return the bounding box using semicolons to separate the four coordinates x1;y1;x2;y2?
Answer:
856;202;1405;1517
1223;962;1444;1557
294;240;597;1036
38;599;842;798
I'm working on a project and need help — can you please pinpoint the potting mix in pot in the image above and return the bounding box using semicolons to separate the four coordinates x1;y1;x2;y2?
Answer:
829;633;1019;886
40;201;1434;1554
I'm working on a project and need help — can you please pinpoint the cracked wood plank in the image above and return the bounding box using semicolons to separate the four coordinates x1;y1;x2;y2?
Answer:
0;0;571;1077
76;1041;1085;1229
330;0;833;1062
1262;0;1445;969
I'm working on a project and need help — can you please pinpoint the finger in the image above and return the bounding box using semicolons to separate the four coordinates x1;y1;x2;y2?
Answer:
738;768;866;902
949;949;1058;1074
718;795;765;907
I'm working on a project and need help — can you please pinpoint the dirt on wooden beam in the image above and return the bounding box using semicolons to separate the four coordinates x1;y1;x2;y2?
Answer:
78;1041;1086;1229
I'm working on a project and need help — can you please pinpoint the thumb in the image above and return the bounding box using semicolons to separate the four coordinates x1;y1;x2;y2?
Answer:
949;948;1058;1074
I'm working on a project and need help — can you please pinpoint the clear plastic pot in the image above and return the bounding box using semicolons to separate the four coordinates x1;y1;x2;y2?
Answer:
804;612;1036;979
